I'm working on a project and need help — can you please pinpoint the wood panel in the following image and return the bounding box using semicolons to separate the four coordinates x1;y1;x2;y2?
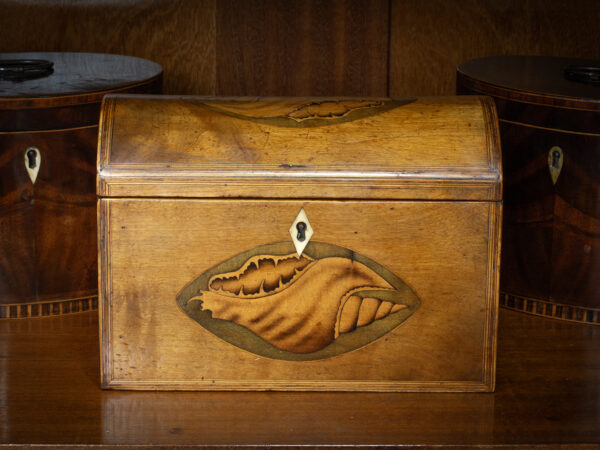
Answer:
99;199;499;391
0;127;98;310
551;147;600;309
0;0;216;95
497;121;555;302
215;0;389;96
1;0;599;96
390;0;600;96
32;127;99;302
0;134;35;306
0;0;388;97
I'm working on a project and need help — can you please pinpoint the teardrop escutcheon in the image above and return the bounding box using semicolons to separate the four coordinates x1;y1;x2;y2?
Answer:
24;146;41;184
548;146;563;185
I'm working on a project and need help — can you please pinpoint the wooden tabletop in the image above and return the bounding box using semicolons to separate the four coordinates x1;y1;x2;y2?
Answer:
0;308;598;447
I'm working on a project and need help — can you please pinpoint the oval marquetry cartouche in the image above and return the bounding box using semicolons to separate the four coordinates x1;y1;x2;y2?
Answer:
458;55;600;325
177;241;421;361
0;52;162;319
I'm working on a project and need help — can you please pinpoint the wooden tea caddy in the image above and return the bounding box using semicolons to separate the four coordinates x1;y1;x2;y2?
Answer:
97;96;502;391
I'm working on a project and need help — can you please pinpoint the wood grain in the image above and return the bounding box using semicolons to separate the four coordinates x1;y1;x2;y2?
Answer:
0;127;100;310
32;127;99;302
97;96;501;201
215;0;389;96
0;309;599;445
0;134;35;303
12;127;97;300
390;0;600;96
456;56;600;112
496;121;555;302
0;52;162;102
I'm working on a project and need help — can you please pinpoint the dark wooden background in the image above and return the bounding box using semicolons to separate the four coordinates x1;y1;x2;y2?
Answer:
1;0;598;97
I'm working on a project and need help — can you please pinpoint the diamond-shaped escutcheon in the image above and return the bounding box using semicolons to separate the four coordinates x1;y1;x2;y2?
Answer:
289;208;314;256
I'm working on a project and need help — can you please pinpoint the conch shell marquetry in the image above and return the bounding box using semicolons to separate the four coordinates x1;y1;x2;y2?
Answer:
177;242;421;361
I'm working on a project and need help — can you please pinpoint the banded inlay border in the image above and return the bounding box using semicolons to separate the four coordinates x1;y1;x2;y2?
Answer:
500;293;600;325
0;296;98;319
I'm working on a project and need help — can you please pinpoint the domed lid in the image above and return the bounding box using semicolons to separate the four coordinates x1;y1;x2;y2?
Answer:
98;96;501;201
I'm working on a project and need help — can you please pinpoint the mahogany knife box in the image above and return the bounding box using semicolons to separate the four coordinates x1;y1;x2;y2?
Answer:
458;56;600;324
97;96;502;392
0;52;162;319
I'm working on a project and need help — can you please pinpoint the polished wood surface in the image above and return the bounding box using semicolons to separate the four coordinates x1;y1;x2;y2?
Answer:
0;0;386;97
0;127;98;304
98;96;501;200
0;52;162;131
97;96;501;391
2;1;600;97
0;309;598;446
457;56;600;324
456;56;600;107
0;52;163;103
0;53;162;316
99;199;500;391
215;0;389;96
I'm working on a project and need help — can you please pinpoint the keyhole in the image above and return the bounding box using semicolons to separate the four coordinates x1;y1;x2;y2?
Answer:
551;150;561;168
27;149;37;169
296;222;306;242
